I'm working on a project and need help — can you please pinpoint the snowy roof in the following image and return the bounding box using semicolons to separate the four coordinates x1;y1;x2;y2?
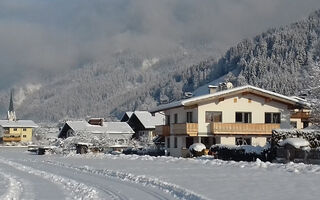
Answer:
65;121;134;134
103;122;135;134
0;120;38;128
125;112;133;118
279;138;310;148
132;111;165;129
150;85;310;112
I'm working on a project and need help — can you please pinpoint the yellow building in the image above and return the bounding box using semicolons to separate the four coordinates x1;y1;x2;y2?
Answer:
0;120;38;142
0;89;38;143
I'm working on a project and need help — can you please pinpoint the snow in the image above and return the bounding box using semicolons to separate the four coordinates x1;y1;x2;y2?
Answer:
61;120;134;135
189;143;206;152
1;147;320;199
279;138;310;148
150;85;310;113
132;111;165;129
0;170;22;200
0;120;38;128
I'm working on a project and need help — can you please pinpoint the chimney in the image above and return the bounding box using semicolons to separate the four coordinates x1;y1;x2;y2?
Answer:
208;85;218;94
88;118;104;126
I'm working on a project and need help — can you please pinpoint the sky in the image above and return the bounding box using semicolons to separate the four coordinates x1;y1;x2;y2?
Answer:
0;0;319;89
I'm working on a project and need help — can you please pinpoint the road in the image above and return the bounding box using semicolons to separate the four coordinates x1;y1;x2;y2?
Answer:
0;148;178;200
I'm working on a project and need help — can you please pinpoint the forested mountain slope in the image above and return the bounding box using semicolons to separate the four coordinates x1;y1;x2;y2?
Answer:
10;10;320;122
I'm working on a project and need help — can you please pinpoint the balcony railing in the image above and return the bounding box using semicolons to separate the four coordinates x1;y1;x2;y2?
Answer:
172;123;198;136
211;123;280;135
155;125;170;136
3;136;21;142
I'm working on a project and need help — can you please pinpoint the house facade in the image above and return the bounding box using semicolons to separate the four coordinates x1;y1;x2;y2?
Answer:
151;85;310;157
0;120;38;142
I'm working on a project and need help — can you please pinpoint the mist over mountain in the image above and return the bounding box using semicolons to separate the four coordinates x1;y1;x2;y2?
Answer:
0;1;320;122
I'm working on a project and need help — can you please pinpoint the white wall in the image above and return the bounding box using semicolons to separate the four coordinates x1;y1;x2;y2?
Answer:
197;93;291;135
251;137;267;146
219;136;235;145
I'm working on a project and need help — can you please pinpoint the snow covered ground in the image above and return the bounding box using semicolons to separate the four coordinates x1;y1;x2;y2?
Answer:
0;147;319;200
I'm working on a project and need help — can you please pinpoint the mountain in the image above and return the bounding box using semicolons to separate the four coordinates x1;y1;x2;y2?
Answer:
4;9;320;122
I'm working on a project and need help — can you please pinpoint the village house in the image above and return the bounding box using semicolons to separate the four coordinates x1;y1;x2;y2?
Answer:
125;111;165;142
58;119;134;139
150;85;310;157
0;90;38;143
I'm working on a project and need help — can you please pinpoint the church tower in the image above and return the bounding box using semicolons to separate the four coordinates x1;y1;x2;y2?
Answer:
7;89;16;121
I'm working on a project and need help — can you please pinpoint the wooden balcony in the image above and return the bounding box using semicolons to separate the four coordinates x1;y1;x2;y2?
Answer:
211;123;280;135
172;123;198;136
155;125;170;136
3;136;21;142
291;111;310;120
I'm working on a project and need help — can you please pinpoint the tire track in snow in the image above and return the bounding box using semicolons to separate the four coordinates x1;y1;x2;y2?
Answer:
0;170;23;200
0;157;100;200
45;160;209;200
23;158;171;200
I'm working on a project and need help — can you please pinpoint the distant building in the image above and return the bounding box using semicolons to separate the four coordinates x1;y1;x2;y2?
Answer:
58;119;134;139
0;90;38;143
126;111;165;142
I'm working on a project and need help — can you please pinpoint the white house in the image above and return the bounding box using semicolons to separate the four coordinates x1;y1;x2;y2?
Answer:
150;85;310;157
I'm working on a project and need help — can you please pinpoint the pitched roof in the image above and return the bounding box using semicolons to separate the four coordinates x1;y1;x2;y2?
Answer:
120;111;134;122
64;121;134;134
150;85;310;112
131;111;165;129
0;120;38;128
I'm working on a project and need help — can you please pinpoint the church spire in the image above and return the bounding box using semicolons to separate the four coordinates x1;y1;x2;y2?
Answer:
8;89;16;121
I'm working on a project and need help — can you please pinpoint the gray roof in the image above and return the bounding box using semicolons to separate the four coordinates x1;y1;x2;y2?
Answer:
150;85;310;112
65;121;134;134
0;120;38;128
132;111;165;129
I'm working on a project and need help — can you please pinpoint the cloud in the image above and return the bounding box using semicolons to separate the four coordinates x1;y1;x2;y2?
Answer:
0;0;319;88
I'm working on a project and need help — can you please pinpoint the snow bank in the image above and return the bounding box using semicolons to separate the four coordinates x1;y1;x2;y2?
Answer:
279;138;310;148
189;143;206;152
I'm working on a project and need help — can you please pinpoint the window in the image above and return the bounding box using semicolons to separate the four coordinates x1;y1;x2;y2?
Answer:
13;128;17;131
290;121;297;128
265;113;280;123
23;128;27;131
235;112;252;123
23;135;27;138
235;137;251;145
167;138;170;148
174;137;177;148
165;115;171;125
205;111;222;123
233;98;237;103
174;113;178;124
303;121;309;128
186;112;193;123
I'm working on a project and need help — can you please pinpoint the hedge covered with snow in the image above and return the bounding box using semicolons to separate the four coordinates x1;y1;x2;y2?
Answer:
209;144;271;162
272;129;320;148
